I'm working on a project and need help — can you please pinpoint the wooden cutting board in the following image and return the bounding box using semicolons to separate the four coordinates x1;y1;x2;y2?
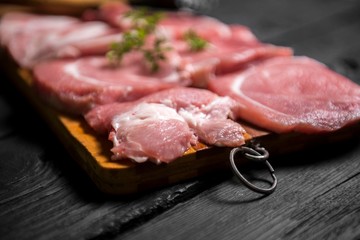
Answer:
1;49;359;195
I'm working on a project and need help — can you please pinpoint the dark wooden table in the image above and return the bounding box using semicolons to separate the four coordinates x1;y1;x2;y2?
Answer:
1;0;360;239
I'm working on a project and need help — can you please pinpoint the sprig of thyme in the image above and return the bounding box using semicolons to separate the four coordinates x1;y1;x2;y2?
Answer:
107;8;209;72
184;29;208;52
106;29;146;64
143;38;172;72
107;8;169;72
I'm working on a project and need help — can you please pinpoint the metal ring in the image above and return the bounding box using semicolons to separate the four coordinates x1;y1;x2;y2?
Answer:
230;147;277;194
241;146;269;162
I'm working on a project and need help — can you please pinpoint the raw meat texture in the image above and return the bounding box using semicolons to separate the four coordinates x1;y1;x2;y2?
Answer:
84;88;220;134
54;33;122;58
0;12;117;68
92;1;132;29
85;87;247;163
175;36;293;87
71;27;291;88
209;56;360;133
177;97;246;146
44;25;286;88
85;2;274;86
0;12;78;46
31;21;116;60
109;103;197;163
33;53;186;114
57;26;292;88
80;9;293;87
86;87;239;133
85;102;134;134
1;6;292;90
157;12;232;40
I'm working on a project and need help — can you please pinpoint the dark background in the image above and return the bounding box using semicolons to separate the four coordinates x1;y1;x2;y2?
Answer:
1;0;360;239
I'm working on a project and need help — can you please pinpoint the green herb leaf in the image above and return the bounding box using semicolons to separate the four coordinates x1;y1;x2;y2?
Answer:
142;37;171;72
184;29;208;52
107;7;169;72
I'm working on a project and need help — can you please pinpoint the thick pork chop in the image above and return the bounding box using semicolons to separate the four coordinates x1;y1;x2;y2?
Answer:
109;103;197;164
33;53;186;114
209;56;360;133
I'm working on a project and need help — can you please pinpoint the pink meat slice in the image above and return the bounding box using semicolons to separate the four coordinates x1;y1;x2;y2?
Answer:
174;34;293;86
85;88;247;161
109;103;197;164
0;12;117;68
208;56;360;133
157;12;232;40
33;53;186;114
55;33;122;58
0;12;78;46
91;1;132;29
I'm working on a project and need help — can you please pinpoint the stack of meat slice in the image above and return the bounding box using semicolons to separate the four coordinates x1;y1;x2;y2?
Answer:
1;2;360;164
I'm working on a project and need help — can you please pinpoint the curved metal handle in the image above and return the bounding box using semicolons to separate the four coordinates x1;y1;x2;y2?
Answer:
229;145;277;195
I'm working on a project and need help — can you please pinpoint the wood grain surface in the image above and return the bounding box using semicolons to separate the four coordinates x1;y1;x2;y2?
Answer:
1;0;360;239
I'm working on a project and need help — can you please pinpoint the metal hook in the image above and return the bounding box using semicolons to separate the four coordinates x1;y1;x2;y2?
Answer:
229;144;277;194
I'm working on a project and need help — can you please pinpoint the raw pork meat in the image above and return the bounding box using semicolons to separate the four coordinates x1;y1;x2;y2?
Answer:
0;12;78;45
33;53;186;114
58;27;292;88
88;3;293;87
85;1;131;29
175;38;292;87
109;103;197;163
1;7;292;90
0;12;117;68
85;88;247;163
209;56;360;133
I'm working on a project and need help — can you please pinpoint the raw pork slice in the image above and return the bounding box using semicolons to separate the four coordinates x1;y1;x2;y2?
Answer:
109;103;197;164
0;12;117;68
208;56;360;133
0;12;78;46
176;39;292;87
157;11;232;40
85;88;247;163
33;53;187;114
85;1;131;29
83;2;293;87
